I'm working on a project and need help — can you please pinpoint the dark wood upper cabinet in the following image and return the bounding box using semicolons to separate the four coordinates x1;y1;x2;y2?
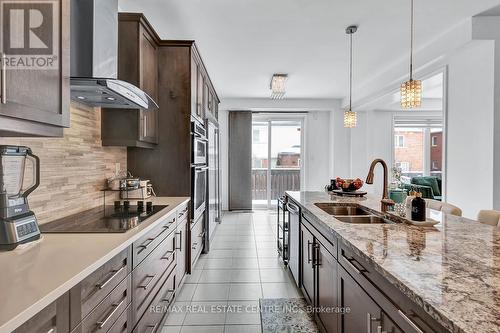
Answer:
0;0;70;137
101;13;159;148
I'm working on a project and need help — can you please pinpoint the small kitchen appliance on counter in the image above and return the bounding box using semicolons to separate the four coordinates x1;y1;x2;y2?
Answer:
0;146;41;250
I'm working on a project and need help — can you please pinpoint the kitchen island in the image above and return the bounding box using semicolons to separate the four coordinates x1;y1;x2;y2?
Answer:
286;191;499;333
0;197;190;333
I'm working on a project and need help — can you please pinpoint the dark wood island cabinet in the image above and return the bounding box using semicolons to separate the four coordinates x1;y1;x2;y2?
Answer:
286;195;450;333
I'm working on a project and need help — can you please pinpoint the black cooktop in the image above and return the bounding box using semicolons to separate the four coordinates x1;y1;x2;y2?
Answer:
40;205;168;233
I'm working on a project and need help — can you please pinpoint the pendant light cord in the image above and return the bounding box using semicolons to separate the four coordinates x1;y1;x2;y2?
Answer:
349;31;353;111
409;0;414;80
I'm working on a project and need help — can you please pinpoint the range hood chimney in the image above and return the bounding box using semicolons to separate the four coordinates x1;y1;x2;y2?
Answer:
70;0;158;110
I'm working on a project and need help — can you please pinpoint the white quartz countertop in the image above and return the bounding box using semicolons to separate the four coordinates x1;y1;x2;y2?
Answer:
0;197;190;333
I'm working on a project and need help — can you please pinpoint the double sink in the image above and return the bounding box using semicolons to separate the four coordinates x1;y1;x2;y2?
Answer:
315;203;393;224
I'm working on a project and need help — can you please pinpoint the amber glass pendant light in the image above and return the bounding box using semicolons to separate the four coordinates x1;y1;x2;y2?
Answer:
344;25;358;128
401;0;422;108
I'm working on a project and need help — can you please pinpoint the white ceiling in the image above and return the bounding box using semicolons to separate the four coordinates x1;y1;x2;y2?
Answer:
119;0;500;100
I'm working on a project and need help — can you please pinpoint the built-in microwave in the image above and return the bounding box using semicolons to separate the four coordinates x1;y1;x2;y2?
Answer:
192;120;208;165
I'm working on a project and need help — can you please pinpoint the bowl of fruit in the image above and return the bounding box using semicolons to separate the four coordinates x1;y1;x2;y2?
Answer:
336;177;364;192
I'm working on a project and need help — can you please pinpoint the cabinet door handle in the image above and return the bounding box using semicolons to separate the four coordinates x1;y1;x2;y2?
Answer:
366;313;381;333
192;242;198;249
96;297;126;329
398;310;423;333
138;274;156;290
1;53;6;104
46;328;55;333
376;326;387;333
307;240;312;264
313;244;321;267
175;231;182;250
96;265;126;290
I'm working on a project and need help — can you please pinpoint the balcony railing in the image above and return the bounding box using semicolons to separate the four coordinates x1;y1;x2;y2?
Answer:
252;168;300;201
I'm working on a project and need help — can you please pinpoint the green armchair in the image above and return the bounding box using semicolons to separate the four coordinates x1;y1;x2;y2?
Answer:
401;176;442;201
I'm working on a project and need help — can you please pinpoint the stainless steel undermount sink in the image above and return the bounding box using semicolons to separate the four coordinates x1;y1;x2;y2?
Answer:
314;203;370;216
334;216;392;224
314;203;392;224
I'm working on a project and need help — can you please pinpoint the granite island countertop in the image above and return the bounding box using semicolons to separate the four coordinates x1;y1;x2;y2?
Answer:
286;191;500;333
0;197;190;333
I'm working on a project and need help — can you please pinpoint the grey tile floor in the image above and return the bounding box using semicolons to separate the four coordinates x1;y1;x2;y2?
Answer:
161;210;301;333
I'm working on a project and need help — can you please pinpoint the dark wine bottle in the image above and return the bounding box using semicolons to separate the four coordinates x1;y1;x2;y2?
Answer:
411;193;426;221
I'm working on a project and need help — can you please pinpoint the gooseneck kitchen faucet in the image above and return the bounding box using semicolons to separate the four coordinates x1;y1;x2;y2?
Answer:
366;159;395;213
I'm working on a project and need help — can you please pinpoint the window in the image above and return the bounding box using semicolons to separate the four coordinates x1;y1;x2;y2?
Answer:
395;161;410;172
395;135;405;148
432;136;438;147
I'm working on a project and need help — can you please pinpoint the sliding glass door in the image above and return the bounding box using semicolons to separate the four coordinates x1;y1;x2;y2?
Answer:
252;116;303;209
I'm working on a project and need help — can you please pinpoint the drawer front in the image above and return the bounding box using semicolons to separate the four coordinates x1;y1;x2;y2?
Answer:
133;230;176;321
14;293;70;333
71;248;131;327
302;212;336;258
133;270;176;333
107;304;132;333
190;215;204;266
78;275;131;333
133;213;177;268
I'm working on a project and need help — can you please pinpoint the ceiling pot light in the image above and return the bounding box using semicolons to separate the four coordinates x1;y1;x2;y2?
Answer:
270;74;288;99
401;0;422;109
344;25;358;128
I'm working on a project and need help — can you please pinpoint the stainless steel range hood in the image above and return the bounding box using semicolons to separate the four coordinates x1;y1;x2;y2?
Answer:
70;0;158;110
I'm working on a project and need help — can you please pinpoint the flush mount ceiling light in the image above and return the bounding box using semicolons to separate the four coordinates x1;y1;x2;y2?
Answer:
270;74;288;99
401;0;422;109
344;25;358;128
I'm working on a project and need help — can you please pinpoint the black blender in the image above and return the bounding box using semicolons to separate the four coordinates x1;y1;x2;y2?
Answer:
0;146;40;250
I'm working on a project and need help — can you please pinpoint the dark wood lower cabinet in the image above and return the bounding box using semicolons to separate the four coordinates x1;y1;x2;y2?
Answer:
316;241;338;333
338;265;382;333
301;224;315;305
13;293;70;333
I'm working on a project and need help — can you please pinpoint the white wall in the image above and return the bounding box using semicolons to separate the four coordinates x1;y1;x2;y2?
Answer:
447;40;495;218
218;98;341;210
472;16;500;210
304;111;331;191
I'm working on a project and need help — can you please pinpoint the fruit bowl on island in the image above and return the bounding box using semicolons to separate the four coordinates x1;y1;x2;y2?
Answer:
336;177;364;192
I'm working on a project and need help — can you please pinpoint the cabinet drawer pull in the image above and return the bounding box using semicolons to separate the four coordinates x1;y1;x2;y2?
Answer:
96;298;126;329
46;328;55;333
175;231;182;250
198;231;205;238
1;53;6;104
376;326;387;333
179;208;189;219
398;310;423;333
96;265;126;290
161;289;175;304
145;323;159;333
192;242;198;249
161;250;174;260
342;253;366;275
138;237;155;253
163;218;176;229
138;274;156;290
